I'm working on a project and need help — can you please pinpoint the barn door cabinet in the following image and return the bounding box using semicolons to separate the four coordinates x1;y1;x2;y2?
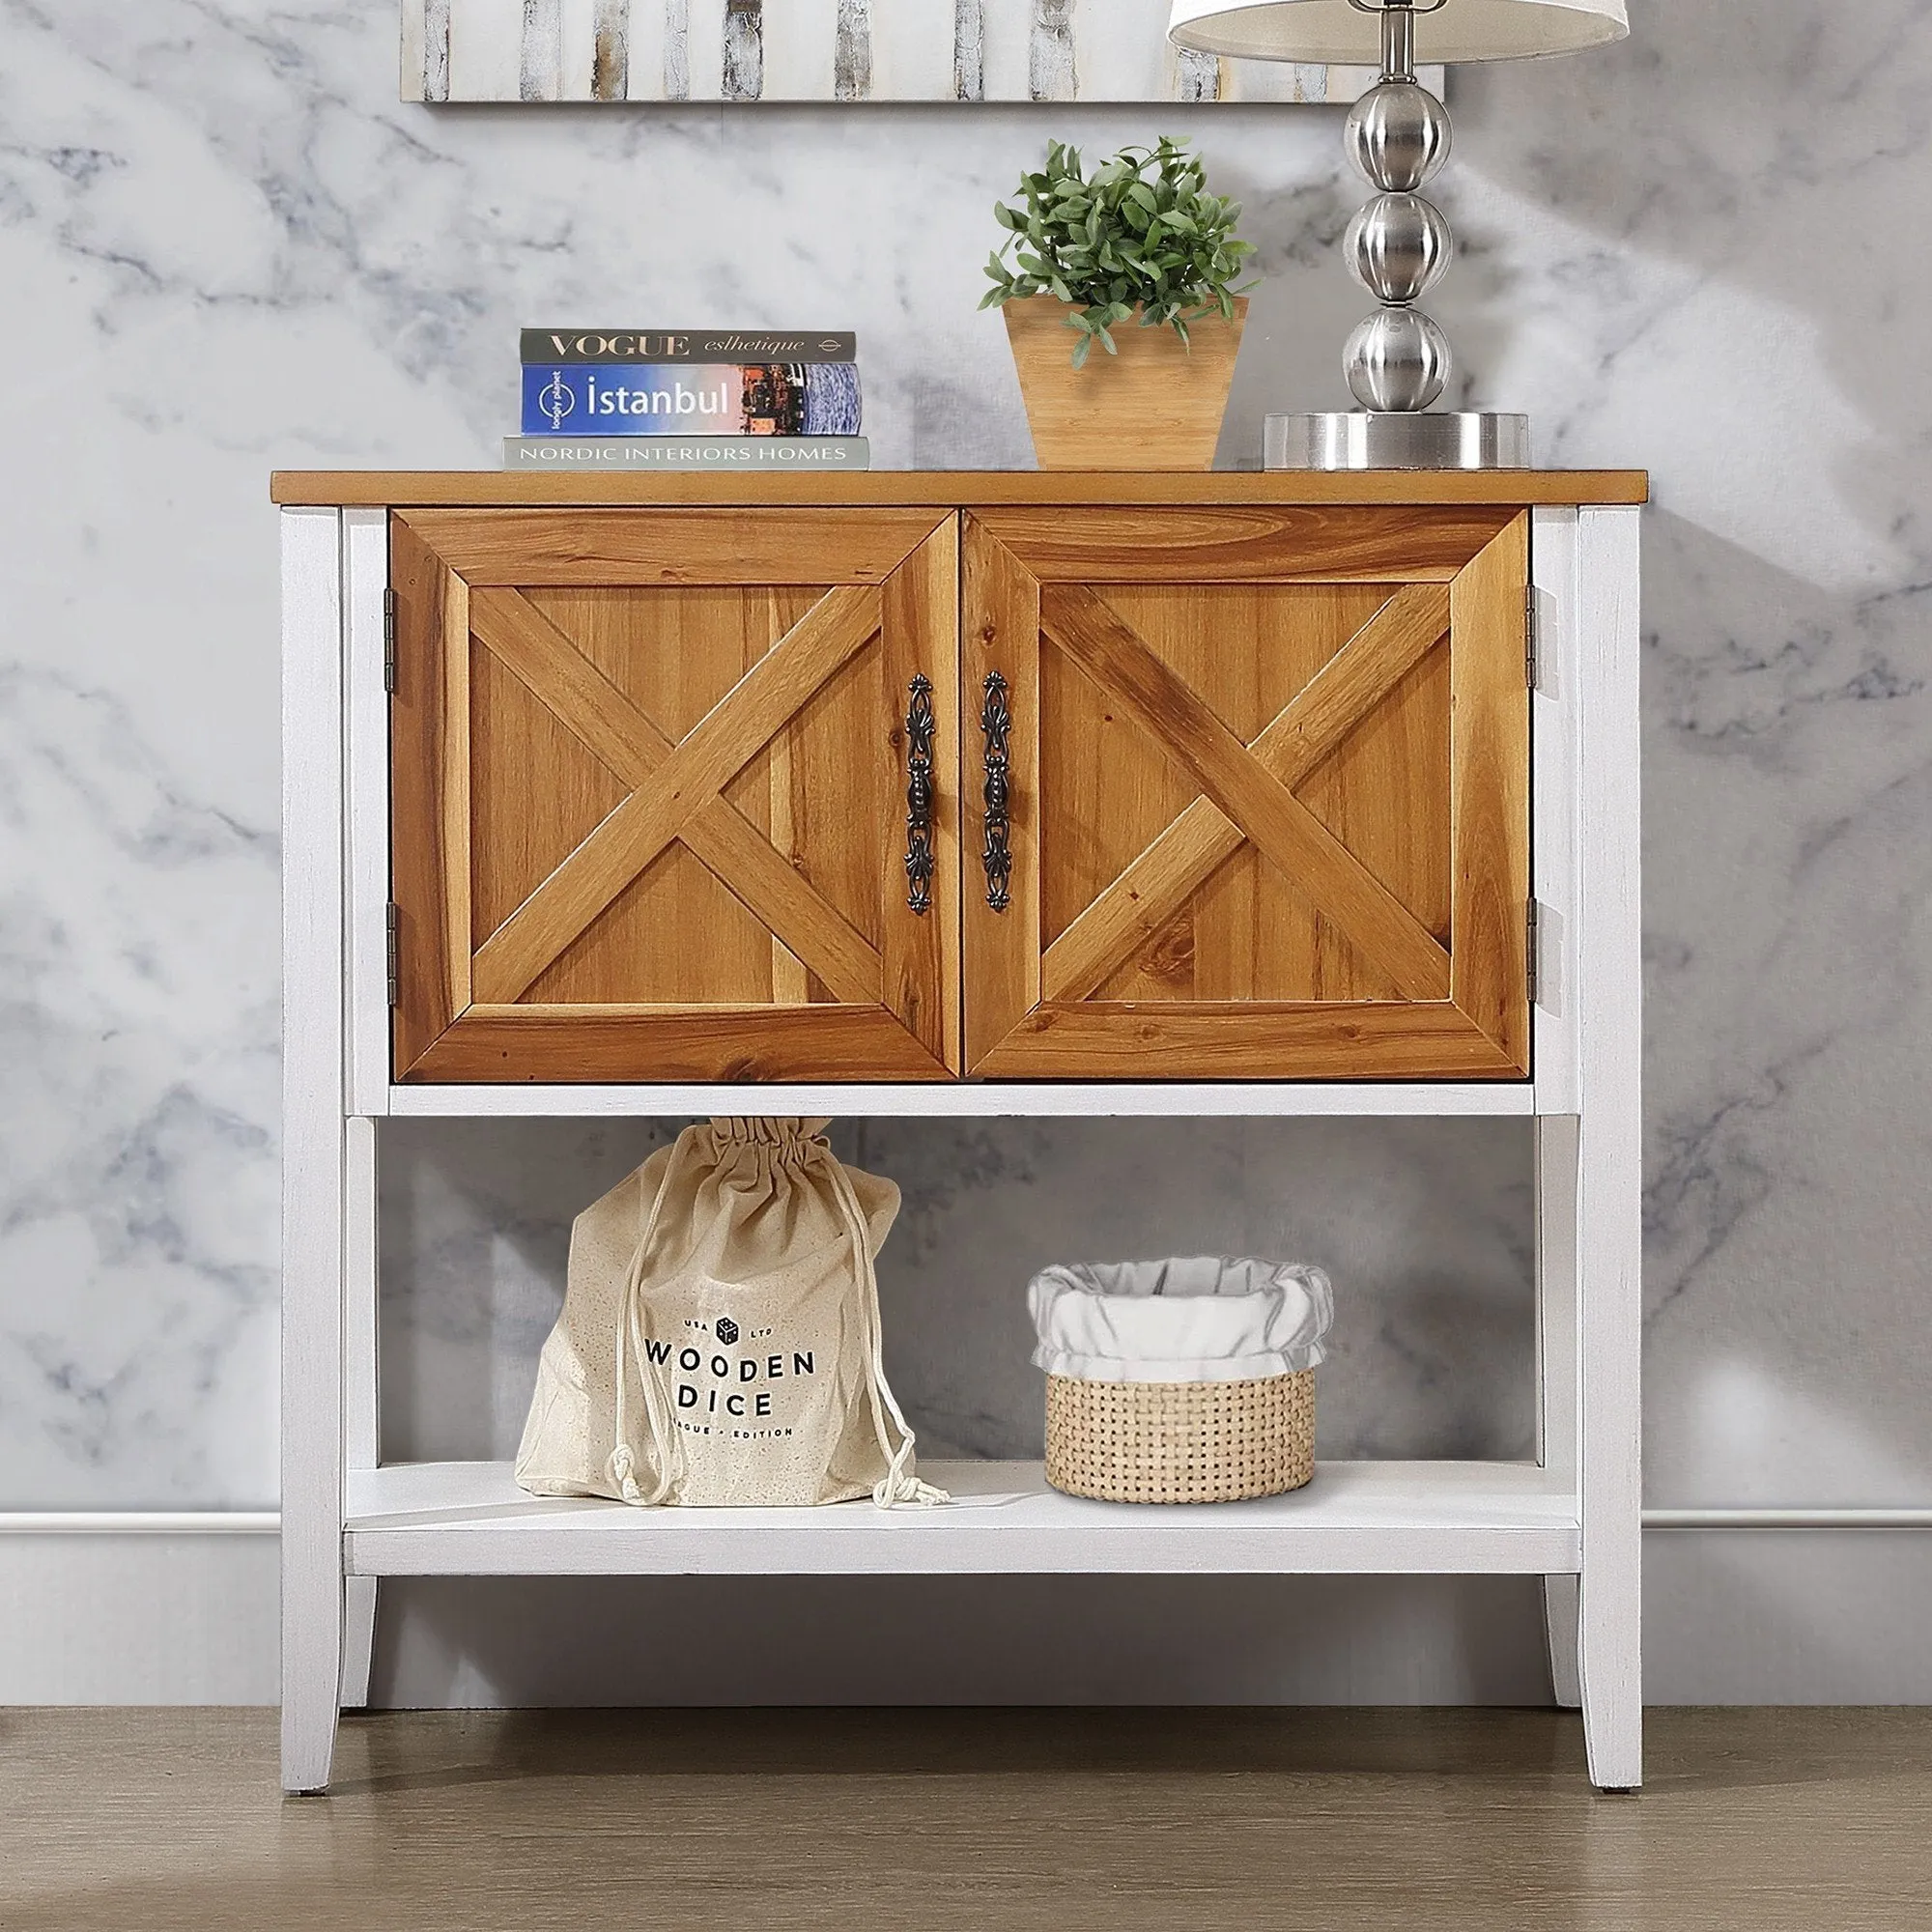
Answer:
386;498;1530;1085
275;470;1644;1796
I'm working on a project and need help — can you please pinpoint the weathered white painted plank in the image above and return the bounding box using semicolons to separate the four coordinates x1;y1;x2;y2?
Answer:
685;0;726;100
521;0;562;100
446;0;524;100
402;0;425;101
1029;0;1077;102
401;0;454;101
952;0;984;99
759;0;838;101
836;0;873;99
591;0;632;99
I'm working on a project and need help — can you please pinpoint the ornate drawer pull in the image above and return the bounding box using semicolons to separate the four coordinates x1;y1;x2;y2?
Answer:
903;675;936;915
981;671;1013;913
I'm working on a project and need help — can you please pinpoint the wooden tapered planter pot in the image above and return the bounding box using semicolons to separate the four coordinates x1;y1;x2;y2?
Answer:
1004;295;1247;470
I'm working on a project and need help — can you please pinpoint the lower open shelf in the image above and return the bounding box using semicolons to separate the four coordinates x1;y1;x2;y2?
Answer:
344;1460;1580;1577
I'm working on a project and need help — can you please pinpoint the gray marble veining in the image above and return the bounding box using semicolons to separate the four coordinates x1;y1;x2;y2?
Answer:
3;1;1930;1520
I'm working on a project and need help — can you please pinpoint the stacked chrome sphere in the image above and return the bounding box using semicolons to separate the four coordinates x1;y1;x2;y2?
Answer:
1342;74;1455;412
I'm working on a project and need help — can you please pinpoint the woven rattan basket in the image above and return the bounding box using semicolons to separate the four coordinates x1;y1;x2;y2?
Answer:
1044;1369;1316;1505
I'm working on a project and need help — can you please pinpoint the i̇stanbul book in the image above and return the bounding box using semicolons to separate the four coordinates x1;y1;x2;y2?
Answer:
522;361;863;437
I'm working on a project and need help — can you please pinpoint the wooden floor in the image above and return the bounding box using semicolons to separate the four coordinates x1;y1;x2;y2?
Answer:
2;1709;1928;1930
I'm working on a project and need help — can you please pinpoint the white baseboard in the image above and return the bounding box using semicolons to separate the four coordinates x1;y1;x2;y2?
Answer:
0;1520;279;1705
4;1513;1929;1707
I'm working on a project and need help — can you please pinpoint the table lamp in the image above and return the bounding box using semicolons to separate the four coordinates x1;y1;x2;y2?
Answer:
1168;0;1628;469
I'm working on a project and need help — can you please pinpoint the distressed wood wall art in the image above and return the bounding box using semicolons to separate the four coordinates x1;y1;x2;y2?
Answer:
401;1;1397;104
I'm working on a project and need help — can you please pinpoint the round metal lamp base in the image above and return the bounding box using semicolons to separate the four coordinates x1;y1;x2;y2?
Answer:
1265;412;1532;472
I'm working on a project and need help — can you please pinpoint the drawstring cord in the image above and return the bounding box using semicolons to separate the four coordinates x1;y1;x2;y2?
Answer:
822;1154;948;1511
609;1140;692;1508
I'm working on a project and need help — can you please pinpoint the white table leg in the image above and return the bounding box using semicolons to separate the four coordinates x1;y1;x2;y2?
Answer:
340;1116;382;1714
1543;1575;1582;1709
341;1577;379;1710
1575;505;1643;1793
1535;1116;1583;1715
282;1107;348;1791
282;507;348;1794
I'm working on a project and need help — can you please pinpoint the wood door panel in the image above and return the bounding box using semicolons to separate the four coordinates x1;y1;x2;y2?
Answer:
963;510;1530;1081
1448;515;1532;1071
468;640;629;941
1039;584;1452;1001
389;516;469;1073
1040;582;1453;1009
409;1005;949;1084
1294;641;1453;944
727;644;890;952
960;526;1043;1071
524;845;789;1007
973;505;1517;583
399;508;945;586
524;584;823;740
1037;637;1190;952
971;1003;1525;1080
391;509;959;1082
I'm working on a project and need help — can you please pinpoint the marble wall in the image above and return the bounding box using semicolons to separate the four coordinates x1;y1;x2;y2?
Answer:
4;0;1931;1692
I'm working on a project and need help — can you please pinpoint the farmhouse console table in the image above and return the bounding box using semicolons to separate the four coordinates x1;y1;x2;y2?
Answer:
273;468;1645;1794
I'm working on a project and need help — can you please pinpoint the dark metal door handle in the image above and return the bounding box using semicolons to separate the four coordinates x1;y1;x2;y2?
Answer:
903;675;936;915
980;672;1012;913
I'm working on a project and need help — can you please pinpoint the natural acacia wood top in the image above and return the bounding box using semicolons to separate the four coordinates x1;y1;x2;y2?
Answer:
271;468;1648;508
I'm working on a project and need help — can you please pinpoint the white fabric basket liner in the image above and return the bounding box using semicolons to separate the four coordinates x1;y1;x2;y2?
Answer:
1029;1257;1335;1384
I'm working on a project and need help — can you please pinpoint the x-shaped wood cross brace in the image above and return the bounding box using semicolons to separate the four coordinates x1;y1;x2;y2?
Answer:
1038;583;1455;1004
467;585;884;1007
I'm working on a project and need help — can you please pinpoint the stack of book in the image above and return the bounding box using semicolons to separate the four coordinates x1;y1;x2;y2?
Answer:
506;330;868;471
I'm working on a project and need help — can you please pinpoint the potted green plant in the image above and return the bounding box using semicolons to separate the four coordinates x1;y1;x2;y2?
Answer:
981;136;1257;470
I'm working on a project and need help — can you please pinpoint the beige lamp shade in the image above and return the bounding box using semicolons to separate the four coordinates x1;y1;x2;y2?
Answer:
1168;0;1629;65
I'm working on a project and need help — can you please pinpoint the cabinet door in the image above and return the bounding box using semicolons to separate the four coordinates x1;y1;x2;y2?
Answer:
390;509;960;1082
962;507;1530;1080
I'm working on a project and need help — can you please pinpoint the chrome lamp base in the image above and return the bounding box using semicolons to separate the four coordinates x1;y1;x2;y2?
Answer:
1265;410;1531;472
1264;1;1532;473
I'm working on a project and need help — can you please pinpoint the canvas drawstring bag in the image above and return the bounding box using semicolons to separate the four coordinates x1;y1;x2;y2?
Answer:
516;1119;944;1510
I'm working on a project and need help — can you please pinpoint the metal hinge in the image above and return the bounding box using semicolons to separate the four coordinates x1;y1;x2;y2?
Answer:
1525;585;1542;690
1526;897;1543;1007
385;902;400;1007
383;589;398;693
